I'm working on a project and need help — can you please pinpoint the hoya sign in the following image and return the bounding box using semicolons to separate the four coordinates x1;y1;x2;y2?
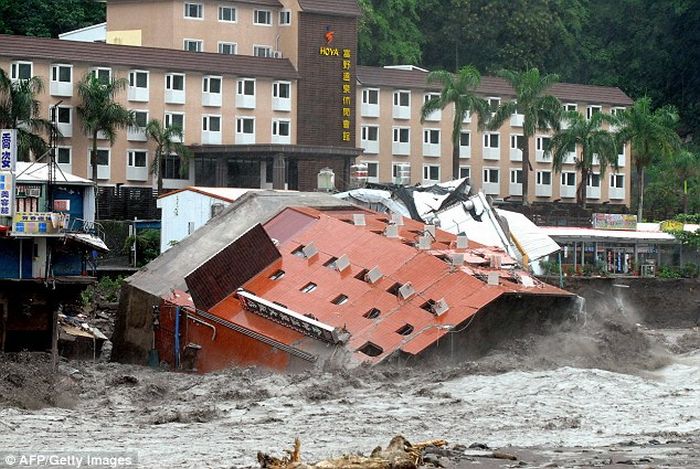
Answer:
0;129;17;172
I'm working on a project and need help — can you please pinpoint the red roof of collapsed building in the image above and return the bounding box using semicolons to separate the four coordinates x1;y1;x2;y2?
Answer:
165;206;571;369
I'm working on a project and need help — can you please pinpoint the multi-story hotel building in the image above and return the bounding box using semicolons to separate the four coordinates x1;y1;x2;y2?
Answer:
0;0;633;205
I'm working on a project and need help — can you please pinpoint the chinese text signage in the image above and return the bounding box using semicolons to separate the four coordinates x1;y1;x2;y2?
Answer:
12;212;69;234
592;213;638;231
0;172;14;217
1;129;17;172
319;33;353;143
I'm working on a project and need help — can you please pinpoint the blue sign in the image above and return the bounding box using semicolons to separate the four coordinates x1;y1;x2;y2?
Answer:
0;129;17;172
0;171;14;217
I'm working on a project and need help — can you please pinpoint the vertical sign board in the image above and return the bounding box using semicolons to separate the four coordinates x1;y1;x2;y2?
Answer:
0;129;17;172
0;172;14;218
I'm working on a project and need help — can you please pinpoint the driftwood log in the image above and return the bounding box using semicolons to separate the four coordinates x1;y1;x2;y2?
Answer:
258;436;448;469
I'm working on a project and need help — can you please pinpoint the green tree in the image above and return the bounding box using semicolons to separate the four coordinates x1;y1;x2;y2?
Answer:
549;111;618;207
614;97;680;220
357;0;423;66
420;66;489;181
487;68;561;205
145;119;192;194
0;69;55;161
76;73;133;183
0;0;105;37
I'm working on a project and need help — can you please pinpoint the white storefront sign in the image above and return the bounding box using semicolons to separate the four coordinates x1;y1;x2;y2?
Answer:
0;171;15;217
0;129;17;172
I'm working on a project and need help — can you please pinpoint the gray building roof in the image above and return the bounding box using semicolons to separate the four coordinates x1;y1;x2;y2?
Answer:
356;65;634;106
127;191;355;298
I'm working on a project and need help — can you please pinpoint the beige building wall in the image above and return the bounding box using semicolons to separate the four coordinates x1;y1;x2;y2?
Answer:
356;85;632;206
0;57;296;189
107;0;295;58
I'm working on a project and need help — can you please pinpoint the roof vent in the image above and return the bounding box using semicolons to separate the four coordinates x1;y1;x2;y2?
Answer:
432;298;449;316
302;242;318;259
391;213;404;226
385;224;399;238
353;213;366;226
487;272;500;286
364;266;383;284
398;282;415;300
456;234;469;249
416;234;432;250
451;253;465;266
335;254;351;272
423;224;436;237
489;255;502;269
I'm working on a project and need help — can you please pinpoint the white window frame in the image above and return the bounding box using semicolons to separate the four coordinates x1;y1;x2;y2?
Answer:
459;131;471;158
201;114;222;144
392;90;411;119
392;127;410;143
91;67;111;83
458;166;471;180
128;70;149;102
165;73;185;92
561;172;576;186
90;148;111;180
236;116;256;144
10;61;32;81
423;93;441;121
510;168;523;184
362;88;379;105
236;78;256;109
164;112;185;142
271;118;290;144
202;75;222;107
483;167;500;195
422;164;441;184
218;5;236;22
254;9;272;25
184;39;203;52
488;96;501;114
586;105;602;120
218;42;237;55
127;149;148;168
363;161;379;183
423;128;440;157
272;81;292;112
537;170;552;186
51;64;72;84
279;9;292;26
128;110;149;141
361;125;379;154
202;115;221;132
253;45;273;57
184;2;203;19
56;146;72;166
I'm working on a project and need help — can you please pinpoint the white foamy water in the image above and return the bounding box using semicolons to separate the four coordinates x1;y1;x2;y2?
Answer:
0;352;698;468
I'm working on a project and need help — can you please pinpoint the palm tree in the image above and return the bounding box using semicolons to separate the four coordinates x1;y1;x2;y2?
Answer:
76;73;133;183
667;149;699;214
614;97;680;220
421;65;489;181
145;119;192;194
548;111;618;208
0;69;55;161
487;68;562;205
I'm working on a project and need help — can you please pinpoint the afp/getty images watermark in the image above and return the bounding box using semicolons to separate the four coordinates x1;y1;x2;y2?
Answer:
0;452;138;468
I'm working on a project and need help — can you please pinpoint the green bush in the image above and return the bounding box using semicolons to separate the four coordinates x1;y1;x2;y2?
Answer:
123;229;161;267
680;263;700;278
658;266;683;279
80;275;125;309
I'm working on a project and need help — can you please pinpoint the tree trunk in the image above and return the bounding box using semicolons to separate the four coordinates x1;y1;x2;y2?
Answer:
452;138;460;182
521;136;530;206
91;132;98;184
578;168;589;208
156;152;164;195
637;165;645;221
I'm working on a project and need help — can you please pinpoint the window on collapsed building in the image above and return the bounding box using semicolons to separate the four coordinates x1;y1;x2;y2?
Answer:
331;294;349;305
300;282;317;293
363;308;381;319
269;269;285;280
396;324;414;336
358;342;383;357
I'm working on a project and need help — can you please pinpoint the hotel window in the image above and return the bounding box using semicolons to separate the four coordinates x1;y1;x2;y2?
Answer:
10;61;32;80
202;115;221;132
483;168;499;183
561;172;576;186
587;173;601;187
423;129;440;145
460;132;471;147
56;106;71;126
127;150;147;168
392;162;411;180
161;155;187;179
94;148;110;180
362;126;379;142
510;134;524;150
218;5;236;22
279;9;292;25
564;103;578;113
184;39;203;52
423;164;440;183
254;9;272;25
536;136;551;150
273;81;291;99
272;119;290;137
510;169;523;184
166;73;185;91
237;79;256;96
218;42;237;55
537;171;552;185
236;117;255;134
363;88;379;105
253;45;272;57
392;127;410;143
483;133;500;148
165;112;184;129
610;174;624;188
203;76;222;94
129;70;148;89
51;64;72;84
91;67;111;84
459;166;470;179
364;162;379;183
393;90;410;107
57;147;71;165
586;105;602;120
488;97;501;112
96;149;109;166
133;111;148;128
184;3;203;18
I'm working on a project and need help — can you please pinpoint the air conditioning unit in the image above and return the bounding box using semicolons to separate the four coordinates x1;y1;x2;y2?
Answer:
301;242;318;258
398;282;415;300
273;50;283;58
431;298;449;316
364;266;383;284
27;188;41;198
352;213;366;226
335;254;350;272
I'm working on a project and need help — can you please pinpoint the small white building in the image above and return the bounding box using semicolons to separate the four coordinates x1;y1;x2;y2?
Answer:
157;187;259;253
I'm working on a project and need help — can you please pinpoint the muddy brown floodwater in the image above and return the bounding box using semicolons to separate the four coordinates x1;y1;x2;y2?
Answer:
0;316;699;468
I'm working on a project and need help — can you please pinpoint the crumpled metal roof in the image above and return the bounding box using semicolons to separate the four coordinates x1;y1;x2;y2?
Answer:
175;206;571;367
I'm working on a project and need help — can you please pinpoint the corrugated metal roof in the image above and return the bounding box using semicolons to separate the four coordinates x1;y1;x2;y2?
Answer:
298;0;362;17
540;226;678;242
356;65;634;106
0;34;299;79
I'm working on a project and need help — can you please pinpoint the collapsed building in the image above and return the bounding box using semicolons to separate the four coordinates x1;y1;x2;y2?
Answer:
114;191;576;372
